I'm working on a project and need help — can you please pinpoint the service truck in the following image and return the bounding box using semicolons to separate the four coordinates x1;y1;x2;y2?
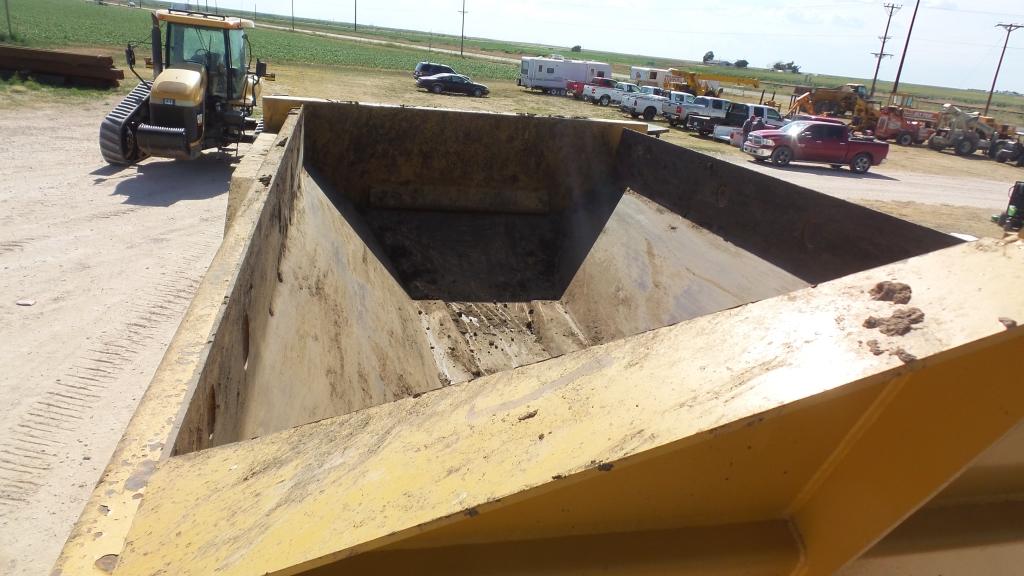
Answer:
708;103;786;142
679;96;732;134
661;92;696;126
518;55;611;95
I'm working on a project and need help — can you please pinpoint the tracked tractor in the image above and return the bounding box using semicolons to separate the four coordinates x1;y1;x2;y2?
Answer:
100;9;271;166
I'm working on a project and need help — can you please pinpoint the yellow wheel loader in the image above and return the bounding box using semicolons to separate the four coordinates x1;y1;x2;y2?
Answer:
99;9;271;165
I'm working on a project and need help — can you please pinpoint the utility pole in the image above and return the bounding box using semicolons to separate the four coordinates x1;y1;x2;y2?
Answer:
291;0;294;31
870;3;900;98
985;23;1022;116
890;0;919;95
354;0;357;31
459;0;467;57
3;0;12;40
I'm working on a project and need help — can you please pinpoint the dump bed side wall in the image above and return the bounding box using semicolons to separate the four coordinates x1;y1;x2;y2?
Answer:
302;103;625;214
614;130;962;284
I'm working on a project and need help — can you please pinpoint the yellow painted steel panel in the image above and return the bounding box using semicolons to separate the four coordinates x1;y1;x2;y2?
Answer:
155;9;253;29
111;239;1024;576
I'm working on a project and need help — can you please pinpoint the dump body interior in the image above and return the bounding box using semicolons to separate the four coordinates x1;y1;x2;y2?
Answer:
169;103;959;454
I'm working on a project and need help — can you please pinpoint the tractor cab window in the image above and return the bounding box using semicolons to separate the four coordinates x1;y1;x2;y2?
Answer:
227;29;248;100
166;23;228;98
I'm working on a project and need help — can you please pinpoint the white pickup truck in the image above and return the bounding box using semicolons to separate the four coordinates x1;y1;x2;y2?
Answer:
664;96;731;129
661;91;696;126
587;81;641;107
710;103;787;143
621;86;670;121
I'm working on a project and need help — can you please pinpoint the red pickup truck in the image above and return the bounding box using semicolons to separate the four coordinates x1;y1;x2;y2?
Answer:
743;120;889;173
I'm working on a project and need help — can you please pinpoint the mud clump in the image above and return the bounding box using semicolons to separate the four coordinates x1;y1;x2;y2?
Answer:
890;347;917;363
869;281;912;304
864;307;924;336
865;339;885;355
999;317;1018;329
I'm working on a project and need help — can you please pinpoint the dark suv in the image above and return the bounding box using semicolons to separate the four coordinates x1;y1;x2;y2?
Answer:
414;62;455;79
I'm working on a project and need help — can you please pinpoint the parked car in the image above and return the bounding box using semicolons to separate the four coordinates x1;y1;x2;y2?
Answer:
416;73;489;97
414;62;455;79
743;120;889;174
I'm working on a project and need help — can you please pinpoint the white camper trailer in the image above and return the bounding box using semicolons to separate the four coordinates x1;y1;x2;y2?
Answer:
630;66;675;88
518;55;612;94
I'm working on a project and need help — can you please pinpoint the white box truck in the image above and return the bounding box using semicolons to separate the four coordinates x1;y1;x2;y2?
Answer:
519;55;612;96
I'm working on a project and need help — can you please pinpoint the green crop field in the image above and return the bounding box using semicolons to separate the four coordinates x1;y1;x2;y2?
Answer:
0;0;516;79
3;0;1023;122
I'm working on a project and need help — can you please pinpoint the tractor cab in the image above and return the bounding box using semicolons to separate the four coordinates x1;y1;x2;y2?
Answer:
162;11;252;105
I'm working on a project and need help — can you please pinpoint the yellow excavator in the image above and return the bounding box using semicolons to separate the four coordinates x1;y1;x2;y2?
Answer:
100;9;272;165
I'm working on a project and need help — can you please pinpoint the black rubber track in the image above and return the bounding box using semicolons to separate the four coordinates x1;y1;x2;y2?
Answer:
99;83;151;166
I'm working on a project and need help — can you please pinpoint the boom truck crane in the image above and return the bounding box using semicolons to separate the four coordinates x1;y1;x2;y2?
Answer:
664;69;760;96
100;9;272;166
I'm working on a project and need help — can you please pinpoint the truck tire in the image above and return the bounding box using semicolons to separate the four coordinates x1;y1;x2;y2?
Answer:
599;95;610;106
770;146;792;166
953;137;976;156
850;153;872;174
643;107;657;121
668;118;678;127
897;132;914;146
996;149;1012;163
630;111;640;118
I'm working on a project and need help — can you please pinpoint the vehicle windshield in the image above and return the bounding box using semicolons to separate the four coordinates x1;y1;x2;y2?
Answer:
782;121;810;134
166;23;228;98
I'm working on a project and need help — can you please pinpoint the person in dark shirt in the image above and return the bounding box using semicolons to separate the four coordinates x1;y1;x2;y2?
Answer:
741;115;755;142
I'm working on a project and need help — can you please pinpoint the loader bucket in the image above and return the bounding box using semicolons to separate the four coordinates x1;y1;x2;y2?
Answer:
54;102;1023;576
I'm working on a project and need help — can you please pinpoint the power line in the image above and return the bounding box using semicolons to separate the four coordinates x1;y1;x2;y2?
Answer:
870;3;900;98
985;23;1023;115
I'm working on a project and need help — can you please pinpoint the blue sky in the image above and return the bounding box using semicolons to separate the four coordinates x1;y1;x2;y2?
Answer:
230;0;1024;92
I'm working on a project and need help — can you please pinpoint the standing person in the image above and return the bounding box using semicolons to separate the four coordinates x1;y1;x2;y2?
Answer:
751;115;766;133
741;115;755;142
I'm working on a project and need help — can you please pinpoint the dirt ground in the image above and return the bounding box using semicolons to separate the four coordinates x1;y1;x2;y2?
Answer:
0;100;232;575
267;64;1015;237
0;63;1015;575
